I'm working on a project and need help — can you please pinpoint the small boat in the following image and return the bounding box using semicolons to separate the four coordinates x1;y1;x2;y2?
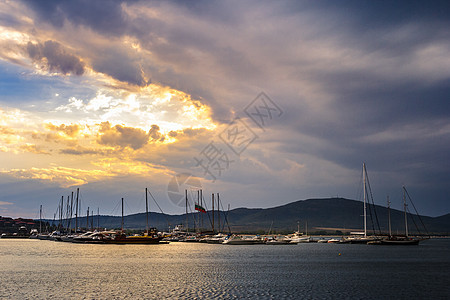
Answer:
71;231;96;243
341;233;379;244
203;233;228;244
222;234;264;245
104;232;163;244
37;233;52;240
327;238;341;243
265;236;297;245
179;235;200;242
289;221;311;243
48;230;64;241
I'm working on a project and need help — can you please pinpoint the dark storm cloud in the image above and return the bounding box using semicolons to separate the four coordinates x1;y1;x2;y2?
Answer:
26;40;85;75
89;46;148;86
0;11;22;28
281;76;450;173
310;0;450;27
22;0;129;36
21;0;150;86
259;1;450;178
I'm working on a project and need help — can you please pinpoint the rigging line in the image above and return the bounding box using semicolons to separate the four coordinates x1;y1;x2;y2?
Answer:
186;195;198;230
406;206;421;235
187;189;199;229
356;165;364;201
124;199;134;217
365;167;382;234
267;220;274;236
219;197;231;233
363;169;376;234
201;192;214;231
403;187;429;235
365;187;377;235
78;190;83;212
110;198;121;217
146;188;170;226
137;192;145;210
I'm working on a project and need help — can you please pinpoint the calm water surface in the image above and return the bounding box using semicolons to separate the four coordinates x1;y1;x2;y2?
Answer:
0;238;449;299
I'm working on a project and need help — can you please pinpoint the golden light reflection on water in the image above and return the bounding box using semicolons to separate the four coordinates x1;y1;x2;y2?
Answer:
0;239;449;299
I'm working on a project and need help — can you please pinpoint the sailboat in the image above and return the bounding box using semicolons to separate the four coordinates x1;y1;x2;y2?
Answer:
369;187;428;245
104;190;163;244
342;163;379;244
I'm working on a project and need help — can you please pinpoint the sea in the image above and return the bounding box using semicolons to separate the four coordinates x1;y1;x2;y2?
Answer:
0;238;449;299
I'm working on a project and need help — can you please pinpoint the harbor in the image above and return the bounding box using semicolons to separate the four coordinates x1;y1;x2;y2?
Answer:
2;166;436;246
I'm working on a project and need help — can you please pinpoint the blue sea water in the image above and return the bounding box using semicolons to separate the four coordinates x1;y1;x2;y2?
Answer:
0;238;449;299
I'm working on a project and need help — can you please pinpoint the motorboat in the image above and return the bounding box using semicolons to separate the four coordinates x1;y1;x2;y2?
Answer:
222;234;264;245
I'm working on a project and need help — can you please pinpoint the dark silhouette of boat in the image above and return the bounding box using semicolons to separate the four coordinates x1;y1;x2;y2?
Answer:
368;186;429;246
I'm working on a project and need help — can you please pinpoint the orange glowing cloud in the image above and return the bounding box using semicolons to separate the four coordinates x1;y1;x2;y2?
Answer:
45;123;80;137
97;122;152;150
19;144;50;155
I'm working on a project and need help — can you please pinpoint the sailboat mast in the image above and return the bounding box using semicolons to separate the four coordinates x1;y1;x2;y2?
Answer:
70;192;74;233
97;207;99;231
60;196;63;230
121;198;124;233
185;190;188;232
403;187;408;237
200;189;203;230
39;205;42;233
66;195;70;231
75;188;79;233
306;220;308;236
212;193;215;233
145;188;149;235
363;163;367;238
69;192;73;233
387;195;392;237
197;190;200;232
217;193;220;232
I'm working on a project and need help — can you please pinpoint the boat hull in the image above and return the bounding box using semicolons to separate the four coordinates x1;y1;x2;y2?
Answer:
368;238;421;245
104;236;163;244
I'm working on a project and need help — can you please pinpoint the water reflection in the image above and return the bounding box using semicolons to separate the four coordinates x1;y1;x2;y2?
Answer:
0;239;449;299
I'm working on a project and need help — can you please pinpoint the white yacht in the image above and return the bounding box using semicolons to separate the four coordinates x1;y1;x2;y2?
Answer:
222;234;264;245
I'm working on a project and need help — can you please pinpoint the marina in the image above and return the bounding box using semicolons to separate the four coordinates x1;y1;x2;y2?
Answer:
2;171;432;246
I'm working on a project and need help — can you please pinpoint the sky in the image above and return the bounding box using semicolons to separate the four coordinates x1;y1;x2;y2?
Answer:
0;0;449;219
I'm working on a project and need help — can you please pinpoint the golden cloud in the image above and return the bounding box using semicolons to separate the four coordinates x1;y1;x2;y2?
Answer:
0;126;15;135
97;122;150;150
2;167;107;187
45;123;80;137
19;144;50;155
1;157;168;188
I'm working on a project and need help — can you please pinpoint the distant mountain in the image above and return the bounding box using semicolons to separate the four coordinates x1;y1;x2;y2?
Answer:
43;198;450;234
